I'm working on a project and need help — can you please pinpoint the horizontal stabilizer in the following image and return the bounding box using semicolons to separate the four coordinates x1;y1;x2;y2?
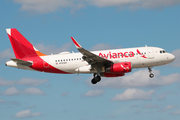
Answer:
11;58;33;66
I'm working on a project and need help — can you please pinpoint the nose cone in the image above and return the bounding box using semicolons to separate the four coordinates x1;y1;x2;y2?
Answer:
169;54;175;62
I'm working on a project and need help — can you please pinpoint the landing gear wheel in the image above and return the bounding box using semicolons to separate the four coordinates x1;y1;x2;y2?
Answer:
96;76;101;82
149;73;154;78
148;67;154;78
91;78;97;84
91;74;101;84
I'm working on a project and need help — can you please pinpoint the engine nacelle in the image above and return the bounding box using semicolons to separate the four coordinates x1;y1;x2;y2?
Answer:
100;73;125;77
106;62;132;73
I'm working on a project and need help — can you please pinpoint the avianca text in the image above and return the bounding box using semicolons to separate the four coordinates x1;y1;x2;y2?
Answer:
99;51;134;59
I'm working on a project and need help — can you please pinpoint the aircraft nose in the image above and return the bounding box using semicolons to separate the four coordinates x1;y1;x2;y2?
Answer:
169;54;175;62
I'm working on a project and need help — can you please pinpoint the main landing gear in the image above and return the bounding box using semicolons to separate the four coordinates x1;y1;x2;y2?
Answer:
148;67;154;78
91;73;101;84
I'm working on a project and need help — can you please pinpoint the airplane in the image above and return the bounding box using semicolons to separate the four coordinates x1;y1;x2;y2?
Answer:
5;28;175;84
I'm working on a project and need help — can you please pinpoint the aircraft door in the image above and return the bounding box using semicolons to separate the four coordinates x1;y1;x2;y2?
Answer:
148;48;154;59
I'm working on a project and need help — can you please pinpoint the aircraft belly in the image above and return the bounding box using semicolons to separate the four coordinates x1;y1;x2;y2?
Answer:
54;62;87;73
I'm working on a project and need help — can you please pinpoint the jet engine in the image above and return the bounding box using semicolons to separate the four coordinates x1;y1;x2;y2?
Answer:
105;62;132;73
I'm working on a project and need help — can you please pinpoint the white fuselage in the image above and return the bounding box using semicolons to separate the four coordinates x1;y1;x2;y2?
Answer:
35;46;175;73
6;46;175;74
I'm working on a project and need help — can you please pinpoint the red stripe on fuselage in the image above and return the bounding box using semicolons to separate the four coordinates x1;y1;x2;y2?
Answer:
22;56;70;74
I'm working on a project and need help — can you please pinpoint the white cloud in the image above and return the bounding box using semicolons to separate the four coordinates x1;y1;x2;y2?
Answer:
88;69;180;89
23;87;45;95
144;103;157;108
3;87;19;96
90;43;122;51
14;0;74;14
162;105;177;111
34;42;73;54
61;92;69;97
90;43;113;51
89;0;139;7
13;0;180;14
157;92;173;100
84;89;104;97
88;0;180;9
112;88;155;101
2;87;45;95
140;0;180;9
15;109;41;118
0;99;6;103
170;49;180;67
0;49;14;61
24;105;37;109
134;110;141;114
0;78;15;86
0;78;48;86
171;110;180;115
17;78;48;86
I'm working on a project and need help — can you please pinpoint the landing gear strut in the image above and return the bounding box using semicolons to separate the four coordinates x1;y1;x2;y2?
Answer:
91;73;101;84
148;67;154;78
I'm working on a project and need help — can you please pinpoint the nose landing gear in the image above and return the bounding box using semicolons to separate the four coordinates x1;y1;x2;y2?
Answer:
148;67;154;78
91;73;101;84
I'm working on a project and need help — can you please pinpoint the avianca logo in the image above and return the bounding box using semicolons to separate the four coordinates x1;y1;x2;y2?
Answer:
121;64;130;70
99;49;147;59
137;49;147;58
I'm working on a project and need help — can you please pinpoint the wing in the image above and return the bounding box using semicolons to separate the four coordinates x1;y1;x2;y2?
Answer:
71;37;113;72
11;58;33;66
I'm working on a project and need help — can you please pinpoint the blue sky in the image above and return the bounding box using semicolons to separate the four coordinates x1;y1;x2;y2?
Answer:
0;0;180;120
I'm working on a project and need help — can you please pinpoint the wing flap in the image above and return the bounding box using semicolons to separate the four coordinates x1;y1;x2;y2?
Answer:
78;48;111;64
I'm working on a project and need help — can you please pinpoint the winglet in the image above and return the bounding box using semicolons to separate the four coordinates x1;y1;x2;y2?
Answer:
71;37;82;49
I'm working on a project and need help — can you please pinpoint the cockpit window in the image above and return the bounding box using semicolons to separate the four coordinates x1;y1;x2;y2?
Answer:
163;50;167;53
160;50;167;54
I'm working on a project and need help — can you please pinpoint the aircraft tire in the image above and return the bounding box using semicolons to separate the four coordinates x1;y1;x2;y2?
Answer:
149;73;154;78
96;75;101;82
91;78;97;84
91;76;101;84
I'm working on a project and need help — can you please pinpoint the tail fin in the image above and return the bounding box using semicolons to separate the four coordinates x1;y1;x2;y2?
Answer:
6;28;46;59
